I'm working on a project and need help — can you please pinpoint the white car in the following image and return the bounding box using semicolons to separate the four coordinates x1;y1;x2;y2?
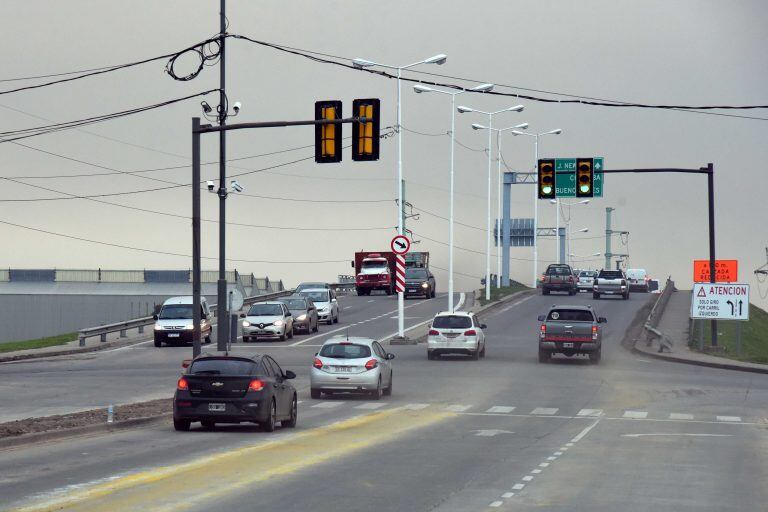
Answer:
310;336;395;399
577;270;598;292
626;268;650;292
299;288;339;325
153;296;212;347
427;311;487;360
240;301;294;342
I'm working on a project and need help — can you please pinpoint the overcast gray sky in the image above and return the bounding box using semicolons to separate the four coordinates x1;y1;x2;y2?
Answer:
1;1;766;310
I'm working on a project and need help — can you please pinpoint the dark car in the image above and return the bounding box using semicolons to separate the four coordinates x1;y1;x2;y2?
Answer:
541;264;577;295
173;353;297;432
537;305;606;364
404;267;436;298
295;282;330;293
278;295;319;334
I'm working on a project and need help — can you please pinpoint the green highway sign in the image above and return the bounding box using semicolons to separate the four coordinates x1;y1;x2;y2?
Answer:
553;157;604;197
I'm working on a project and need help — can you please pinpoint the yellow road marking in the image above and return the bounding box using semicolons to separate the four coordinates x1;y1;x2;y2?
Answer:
11;408;452;512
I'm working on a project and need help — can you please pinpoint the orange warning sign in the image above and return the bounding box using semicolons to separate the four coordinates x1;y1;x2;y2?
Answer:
693;260;738;283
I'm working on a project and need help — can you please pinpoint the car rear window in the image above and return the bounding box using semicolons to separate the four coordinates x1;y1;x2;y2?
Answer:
189;358;257;375
281;299;307;310
319;343;371;359
599;271;624;279
432;315;472;329
579;271;597;277
547;309;595;322
547;266;572;275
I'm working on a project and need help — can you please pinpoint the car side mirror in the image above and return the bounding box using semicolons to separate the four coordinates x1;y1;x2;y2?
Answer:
480;324;488;329
598;317;607;324
284;370;296;379
386;353;395;360
181;359;191;369
152;314;159;320
239;313;246;318
286;312;292;316
331;298;337;303
537;315;545;322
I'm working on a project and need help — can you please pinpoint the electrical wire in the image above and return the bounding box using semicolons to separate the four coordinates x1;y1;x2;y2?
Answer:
233;35;768;120
0;218;349;264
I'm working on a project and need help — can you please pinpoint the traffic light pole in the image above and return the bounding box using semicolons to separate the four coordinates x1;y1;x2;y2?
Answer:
216;0;228;352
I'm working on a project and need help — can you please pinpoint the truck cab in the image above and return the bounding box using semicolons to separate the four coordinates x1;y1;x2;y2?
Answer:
353;252;395;296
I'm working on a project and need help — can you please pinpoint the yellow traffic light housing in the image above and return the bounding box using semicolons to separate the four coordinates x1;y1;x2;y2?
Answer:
538;159;556;199
576;157;594;197
314;100;342;163
352;98;380;161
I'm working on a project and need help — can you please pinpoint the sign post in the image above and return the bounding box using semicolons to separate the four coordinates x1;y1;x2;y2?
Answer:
390;235;411;339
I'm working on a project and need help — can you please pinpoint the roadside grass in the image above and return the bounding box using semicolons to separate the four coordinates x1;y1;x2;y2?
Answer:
478;281;530;306
690;304;768;364
0;332;77;354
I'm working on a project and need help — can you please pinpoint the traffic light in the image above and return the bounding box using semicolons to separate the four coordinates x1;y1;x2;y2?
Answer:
314;100;342;163
576;157;594;197
352;98;380;161
538;159;555;199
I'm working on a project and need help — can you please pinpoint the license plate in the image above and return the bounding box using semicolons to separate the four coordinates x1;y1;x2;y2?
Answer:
335;366;352;372
408;289;417;293
563;342;574;348
167;333;180;338
208;403;225;412
445;333;459;339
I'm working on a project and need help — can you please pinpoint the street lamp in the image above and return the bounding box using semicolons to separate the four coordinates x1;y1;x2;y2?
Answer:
352;53;447;337
413;82;495;312
459;104;525;301
471;122;529;289
511;128;562;282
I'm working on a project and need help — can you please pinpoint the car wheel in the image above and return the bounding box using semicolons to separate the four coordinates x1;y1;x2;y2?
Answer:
154;338;162;348
542;288;550;296
593;293;600;300
371;378;383;400
480;344;486;358
589;348;602;364
384;373;393;396
204;333;212;344
312;322;319;333
288;327;294;339
334;313;339;324
173;418;190;431
282;395;298;428
623;293;629;300
279;332;286;342
242;336;250;343
262;400;277;432
201;419;215;430
427;351;435;360
538;348;550;363
470;350;479;361
310;388;322;399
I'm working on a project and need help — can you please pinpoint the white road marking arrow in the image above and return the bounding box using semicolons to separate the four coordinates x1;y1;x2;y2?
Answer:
473;429;514;437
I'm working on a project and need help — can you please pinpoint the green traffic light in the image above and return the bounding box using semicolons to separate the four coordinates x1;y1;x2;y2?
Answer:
542;186;553;194
580;184;590;193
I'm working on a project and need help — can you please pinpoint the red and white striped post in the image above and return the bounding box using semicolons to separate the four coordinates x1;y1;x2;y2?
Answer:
395;255;406;294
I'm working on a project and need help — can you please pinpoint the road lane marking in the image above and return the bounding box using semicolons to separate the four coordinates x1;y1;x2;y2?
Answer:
10;408;454;512
623;410;648;419
489;501;503;508
622;433;733;438
669;413;694;420
716;416;742;422
486;406;515;413
531;407;558;415
311;402;344;409
571;419;601;442
354;403;387;410
522;475;534;482
539;462;549;468
554;451;563;456
473;429;513;437
445;404;472;412
532;469;542;474
512;483;525;490
403;403;430;410
454;292;466;311
546;456;557;461
502;492;515;498
577;409;603;417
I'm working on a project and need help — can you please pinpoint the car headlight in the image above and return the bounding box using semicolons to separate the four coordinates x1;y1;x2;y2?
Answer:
421;282;429;289
297;314;307;321
154;325;164;331
242;321;251;327
274;320;284;327
184;324;194;330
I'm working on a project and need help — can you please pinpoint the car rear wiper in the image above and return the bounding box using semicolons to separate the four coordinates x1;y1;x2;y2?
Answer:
192;370;220;375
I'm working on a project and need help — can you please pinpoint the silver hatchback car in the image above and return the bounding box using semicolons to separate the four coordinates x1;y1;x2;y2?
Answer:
310;337;394;399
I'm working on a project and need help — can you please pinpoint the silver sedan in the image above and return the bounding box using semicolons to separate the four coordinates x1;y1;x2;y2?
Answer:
310;337;394;399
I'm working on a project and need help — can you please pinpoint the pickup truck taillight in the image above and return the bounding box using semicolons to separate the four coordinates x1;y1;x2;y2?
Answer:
592;325;598;340
540;324;546;338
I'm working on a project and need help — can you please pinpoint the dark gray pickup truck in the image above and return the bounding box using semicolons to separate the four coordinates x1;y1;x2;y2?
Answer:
538;305;607;364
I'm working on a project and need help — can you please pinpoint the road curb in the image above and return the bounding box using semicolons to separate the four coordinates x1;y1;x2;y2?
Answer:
0;337;153;364
632;340;768;375
470;289;536;316
0;414;171;450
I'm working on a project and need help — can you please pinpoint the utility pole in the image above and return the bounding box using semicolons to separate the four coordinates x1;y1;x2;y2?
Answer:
707;162;717;347
604;207;613;269
192;118;202;358
216;0;229;351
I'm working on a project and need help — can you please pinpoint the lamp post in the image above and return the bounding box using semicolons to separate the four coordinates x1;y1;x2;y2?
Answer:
511;129;562;281
459;104;525;301
352;53;447;337
471;122;529;288
413;83;494;312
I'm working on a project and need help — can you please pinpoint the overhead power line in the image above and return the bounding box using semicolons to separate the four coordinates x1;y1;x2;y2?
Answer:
235;35;768;121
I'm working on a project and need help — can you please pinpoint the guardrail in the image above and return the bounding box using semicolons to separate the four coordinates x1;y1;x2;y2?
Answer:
77;290;293;347
643;276;676;352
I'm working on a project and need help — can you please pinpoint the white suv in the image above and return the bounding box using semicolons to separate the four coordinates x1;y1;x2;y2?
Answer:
427;311;487;360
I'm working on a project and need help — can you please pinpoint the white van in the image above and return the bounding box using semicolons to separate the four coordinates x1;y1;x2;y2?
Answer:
625;269;649;292
153;296;212;347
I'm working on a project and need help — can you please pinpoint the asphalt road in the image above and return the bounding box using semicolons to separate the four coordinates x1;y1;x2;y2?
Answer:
2;290;768;512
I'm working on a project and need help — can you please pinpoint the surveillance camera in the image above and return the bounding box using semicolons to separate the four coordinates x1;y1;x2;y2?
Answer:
230;180;244;193
232;101;242;114
206;181;215;192
201;101;212;114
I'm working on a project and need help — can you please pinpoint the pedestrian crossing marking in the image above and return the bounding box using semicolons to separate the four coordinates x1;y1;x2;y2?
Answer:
312;402;344;408
623;410;648;419
403;403;430;410
577;409;603;417
531;407;559;415
445;404;472;412
669;413;693;420
716;416;742;422
354;403;387;410
486;406;516;413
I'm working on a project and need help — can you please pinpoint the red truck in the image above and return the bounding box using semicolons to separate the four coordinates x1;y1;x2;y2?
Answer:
353;252;397;296
352;251;432;296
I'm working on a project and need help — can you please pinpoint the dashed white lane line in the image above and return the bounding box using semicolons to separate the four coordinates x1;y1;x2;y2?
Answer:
311;402;344;409
716;416;742;422
486;406;516;414
539;462;549;468
512;483;525;490
367;300;375;303
531;407;559;415
354;403;387;410
554;451;563;456
403;403;430;410
577;408;603;417
623;410;648;419
445;404;472;412
531;469;542;474
501;492;515;498
546;456;557;461
489;501;503;508
670;413;694;420
522;475;534;482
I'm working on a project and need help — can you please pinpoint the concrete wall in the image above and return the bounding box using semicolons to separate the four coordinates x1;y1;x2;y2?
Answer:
0;293;219;344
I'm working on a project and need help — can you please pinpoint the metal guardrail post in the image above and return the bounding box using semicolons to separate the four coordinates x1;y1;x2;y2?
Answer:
79;334;86;347
100;333;107;343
